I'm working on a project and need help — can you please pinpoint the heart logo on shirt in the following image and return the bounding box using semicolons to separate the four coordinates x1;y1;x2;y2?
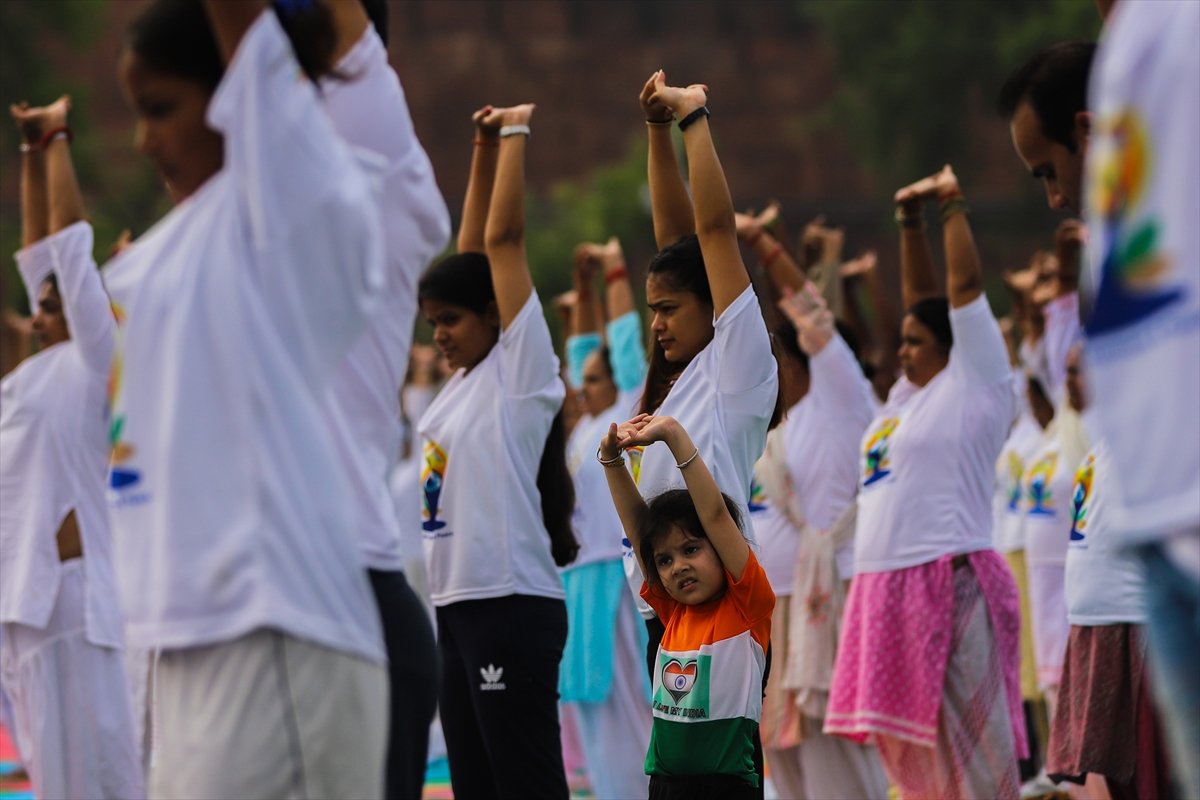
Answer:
662;659;698;704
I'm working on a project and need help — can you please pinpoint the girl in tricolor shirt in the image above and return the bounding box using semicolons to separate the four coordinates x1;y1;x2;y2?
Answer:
601;414;775;800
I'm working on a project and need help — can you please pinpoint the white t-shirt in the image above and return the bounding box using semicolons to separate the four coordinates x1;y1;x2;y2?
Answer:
991;410;1044;554
623;284;778;616
416;292;567;606
103;12;385;662
1064;441;1146;625
566;388;641;569
1084;0;1200;540
319;27;451;572
855;295;1016;573
1021;419;1084;567
0;224;123;649
749;334;876;594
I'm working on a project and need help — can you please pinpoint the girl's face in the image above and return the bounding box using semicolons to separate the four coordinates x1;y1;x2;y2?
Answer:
119;50;224;204
898;314;949;388
31;282;69;349
652;527;726;605
421;298;500;372
580;350;618;417
646;274;714;366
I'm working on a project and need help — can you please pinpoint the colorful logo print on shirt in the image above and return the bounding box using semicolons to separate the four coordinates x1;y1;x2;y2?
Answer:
421;439;448;533
1069;454;1096;542
1025;452;1059;516
862;417;900;487
106;302;142;494
628;445;645;486
748;477;769;513
1005;452;1025;512
1086;109;1183;337
662;659;698;704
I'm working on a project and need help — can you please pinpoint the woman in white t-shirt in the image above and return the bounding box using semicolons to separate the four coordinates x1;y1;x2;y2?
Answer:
0;97;142;800
825;166;1026;799
416;103;576;799
108;2;391;795
627;71;780;684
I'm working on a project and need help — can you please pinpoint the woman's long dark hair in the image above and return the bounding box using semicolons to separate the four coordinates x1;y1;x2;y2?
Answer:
126;0;338;90
419;253;579;567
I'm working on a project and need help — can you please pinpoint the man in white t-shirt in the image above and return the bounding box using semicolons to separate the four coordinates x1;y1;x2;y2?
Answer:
1082;4;1200;796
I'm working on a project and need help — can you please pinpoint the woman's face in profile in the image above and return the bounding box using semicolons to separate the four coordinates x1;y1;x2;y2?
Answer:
119;49;224;204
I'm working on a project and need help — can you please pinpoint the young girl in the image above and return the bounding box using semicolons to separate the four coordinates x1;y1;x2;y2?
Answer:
416;103;576;799
601;414;775;800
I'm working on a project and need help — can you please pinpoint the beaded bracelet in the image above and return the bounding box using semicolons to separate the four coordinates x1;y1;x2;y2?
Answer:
894;206;925;230
939;198;970;222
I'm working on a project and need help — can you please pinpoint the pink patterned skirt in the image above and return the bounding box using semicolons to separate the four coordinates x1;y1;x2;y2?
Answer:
825;550;1027;759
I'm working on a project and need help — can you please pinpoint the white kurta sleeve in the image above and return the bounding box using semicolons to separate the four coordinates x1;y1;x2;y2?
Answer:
48;222;115;375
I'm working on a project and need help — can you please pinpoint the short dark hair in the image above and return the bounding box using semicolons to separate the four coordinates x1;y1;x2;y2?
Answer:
637;488;743;587
906;296;953;354
418;252;496;315
126;0;338;90
997;41;1097;152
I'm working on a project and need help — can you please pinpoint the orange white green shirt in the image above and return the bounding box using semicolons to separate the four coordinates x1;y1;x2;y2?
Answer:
640;550;775;787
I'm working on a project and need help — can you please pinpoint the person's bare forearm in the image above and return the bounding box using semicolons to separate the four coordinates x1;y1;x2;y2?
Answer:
202;0;266;66
647;124;694;249
19;151;48;247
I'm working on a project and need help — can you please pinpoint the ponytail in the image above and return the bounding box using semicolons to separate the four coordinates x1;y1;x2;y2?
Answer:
538;409;579;567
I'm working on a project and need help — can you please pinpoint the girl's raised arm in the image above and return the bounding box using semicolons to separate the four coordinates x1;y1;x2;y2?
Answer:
642;71;694;250
650;73;750;319
458;106;501;253
622;415;749;580
482;104;536;330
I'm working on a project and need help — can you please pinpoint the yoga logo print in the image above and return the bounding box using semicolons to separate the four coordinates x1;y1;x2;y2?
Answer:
1070;454;1096;543
421;440;449;534
1026;452;1059;516
862;418;900;487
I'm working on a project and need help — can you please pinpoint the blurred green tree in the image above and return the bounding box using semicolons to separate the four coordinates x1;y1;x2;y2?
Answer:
801;0;1101;189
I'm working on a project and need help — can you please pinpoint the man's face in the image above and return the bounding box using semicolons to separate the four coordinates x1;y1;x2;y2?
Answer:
1010;101;1087;212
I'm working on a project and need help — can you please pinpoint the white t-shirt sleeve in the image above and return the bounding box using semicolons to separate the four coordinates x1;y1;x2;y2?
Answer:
47;222;115;375
500;292;563;400
1041;293;1081;406
14;236;54;313
948;294;1011;387
810;332;875;428
206;11;383;372
321;29;450;294
714;284;776;396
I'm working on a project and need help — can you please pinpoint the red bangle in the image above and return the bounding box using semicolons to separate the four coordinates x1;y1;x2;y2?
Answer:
762;243;784;268
604;267;628;286
39;126;72;150
473;138;499;147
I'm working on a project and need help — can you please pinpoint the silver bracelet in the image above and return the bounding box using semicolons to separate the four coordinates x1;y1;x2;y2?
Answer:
596;445;625;468
499;124;531;139
675;448;700;469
